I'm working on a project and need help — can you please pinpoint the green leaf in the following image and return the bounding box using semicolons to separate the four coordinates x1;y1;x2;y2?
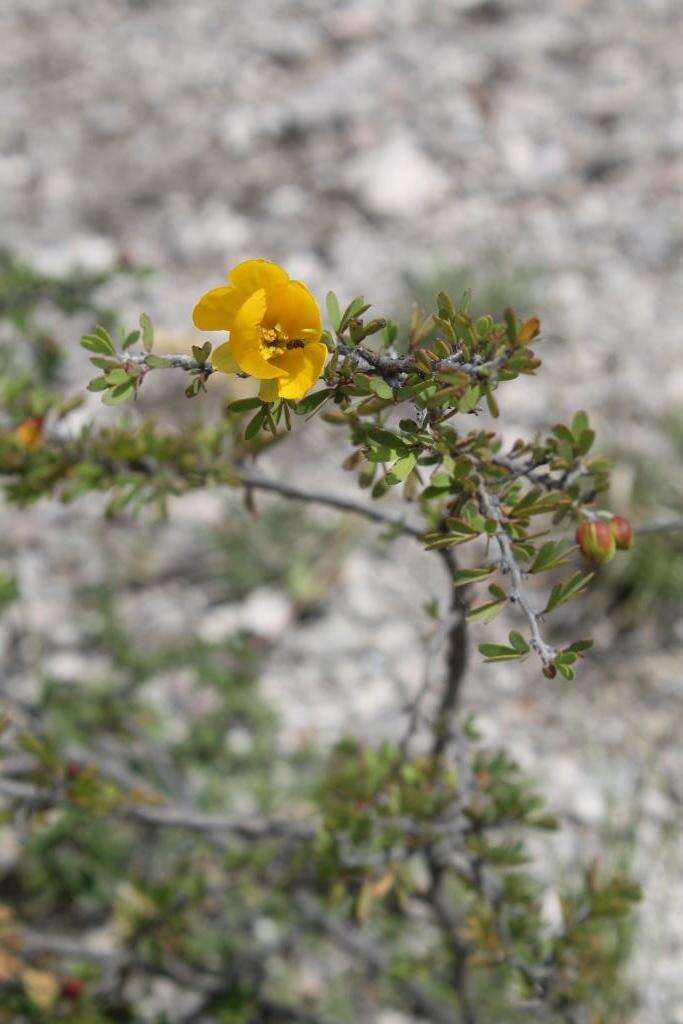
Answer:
509;490;566;519
577;428;595;455
399;418;418;433
421;485;452;501
326;291;342;332
437;291;456;320
478;643;524;661
369;378;394;401
383;320;398;345
424;520;480;550
245;406;267;439
87;377;110;392
452;566;495;588
293;388;334;416
104;368;130;386
571;410;589;438
552;424;575;445
511;487;542;513
386;453;417;484
140;312;154;352
339;296;369;333
508;630;530;653
89;356;119;370
467;598;506;624
102;381;135;405
564;638;594;654
504;308;518;345
356;318;387;342
371;475;392;500
458;385;481;413
545;571;594;614
475;315;493;339
228;397;262;413
80;332;116;357
145;354;171;369
365;426;407;453
483;383;499;418
530;540;574;574
122;329;140;350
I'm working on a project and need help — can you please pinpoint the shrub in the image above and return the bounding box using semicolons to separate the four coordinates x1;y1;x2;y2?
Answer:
0;255;643;1023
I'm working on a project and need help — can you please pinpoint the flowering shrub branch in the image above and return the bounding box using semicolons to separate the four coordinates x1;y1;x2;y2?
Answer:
0;253;664;1022
69;262;630;682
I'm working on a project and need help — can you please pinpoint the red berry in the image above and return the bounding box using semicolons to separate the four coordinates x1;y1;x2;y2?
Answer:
575;521;616;565
60;978;84;1000
609;515;633;551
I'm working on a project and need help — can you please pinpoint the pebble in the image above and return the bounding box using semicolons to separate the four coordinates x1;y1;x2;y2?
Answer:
346;135;450;218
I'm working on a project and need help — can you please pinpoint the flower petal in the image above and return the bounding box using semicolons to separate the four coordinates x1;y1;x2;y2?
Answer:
230;289;286;381
228;259;289;295
265;281;322;342
194;262;289;332
193;286;247;331
274;341;327;400
211;342;241;374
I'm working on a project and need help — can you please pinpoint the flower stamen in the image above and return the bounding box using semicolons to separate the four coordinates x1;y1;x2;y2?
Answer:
259;326;287;359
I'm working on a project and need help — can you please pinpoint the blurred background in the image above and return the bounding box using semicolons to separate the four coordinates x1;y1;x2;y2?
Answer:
2;1;682;1021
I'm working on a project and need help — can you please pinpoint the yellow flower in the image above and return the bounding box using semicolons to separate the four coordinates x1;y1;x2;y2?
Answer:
193;260;326;401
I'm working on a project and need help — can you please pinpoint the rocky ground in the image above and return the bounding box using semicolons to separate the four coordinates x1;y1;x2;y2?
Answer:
2;1;683;1020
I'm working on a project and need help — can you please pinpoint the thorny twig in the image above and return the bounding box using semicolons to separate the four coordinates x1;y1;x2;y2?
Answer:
0;771;315;842
477;481;556;668
120;342;507;393
334;340;506;387
237;469;425;541
295;893;459;1024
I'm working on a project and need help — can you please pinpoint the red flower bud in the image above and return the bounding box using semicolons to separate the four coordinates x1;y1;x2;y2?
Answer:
609;515;633;551
65;762;82;781
60;978;84;1000
575;521;616;564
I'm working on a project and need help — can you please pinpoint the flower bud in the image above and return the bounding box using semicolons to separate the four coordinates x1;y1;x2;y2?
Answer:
609;515;633;551
14;416;44;449
60;978;84;1000
575;521;616;564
